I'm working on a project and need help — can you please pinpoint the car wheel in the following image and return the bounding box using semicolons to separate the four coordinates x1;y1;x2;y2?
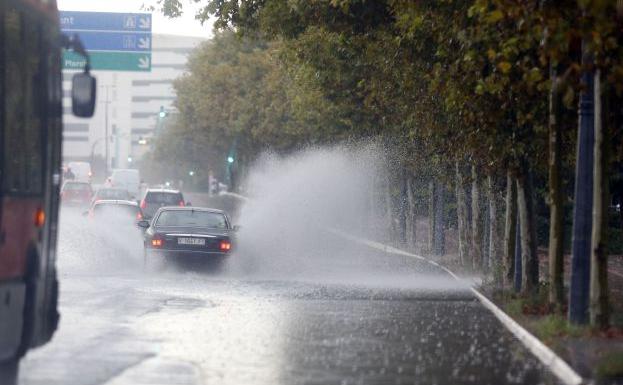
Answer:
0;358;19;385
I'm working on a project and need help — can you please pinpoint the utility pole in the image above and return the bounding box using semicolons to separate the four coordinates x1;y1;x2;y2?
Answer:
569;41;594;325
99;85;113;176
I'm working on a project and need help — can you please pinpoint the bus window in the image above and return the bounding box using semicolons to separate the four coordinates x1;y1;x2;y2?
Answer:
2;6;44;195
3;8;26;193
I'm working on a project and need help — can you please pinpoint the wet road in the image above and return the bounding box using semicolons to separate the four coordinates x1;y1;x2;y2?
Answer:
18;212;561;385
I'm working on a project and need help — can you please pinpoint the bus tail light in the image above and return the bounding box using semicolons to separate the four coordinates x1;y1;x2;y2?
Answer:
137;212;143;220
35;208;46;227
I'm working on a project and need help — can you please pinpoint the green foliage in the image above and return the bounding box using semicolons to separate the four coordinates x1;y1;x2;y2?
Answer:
596;352;623;379
532;314;587;341
145;30;346;182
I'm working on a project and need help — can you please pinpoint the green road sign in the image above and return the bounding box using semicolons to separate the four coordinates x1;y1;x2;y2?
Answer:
62;51;151;72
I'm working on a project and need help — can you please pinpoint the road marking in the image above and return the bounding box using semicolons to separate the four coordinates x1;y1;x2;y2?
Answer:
331;230;585;385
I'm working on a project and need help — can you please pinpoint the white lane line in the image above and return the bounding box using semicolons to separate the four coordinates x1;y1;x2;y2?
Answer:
332;230;584;385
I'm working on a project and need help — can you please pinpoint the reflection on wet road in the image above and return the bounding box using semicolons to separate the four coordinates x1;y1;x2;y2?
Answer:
19;211;561;385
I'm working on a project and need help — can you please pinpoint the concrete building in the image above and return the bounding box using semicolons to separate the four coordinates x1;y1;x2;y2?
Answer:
61;33;205;176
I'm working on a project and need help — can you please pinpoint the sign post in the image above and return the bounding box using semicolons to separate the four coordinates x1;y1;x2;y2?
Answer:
60;11;152;72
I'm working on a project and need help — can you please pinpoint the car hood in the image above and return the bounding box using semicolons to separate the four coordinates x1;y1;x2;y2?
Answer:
153;226;232;237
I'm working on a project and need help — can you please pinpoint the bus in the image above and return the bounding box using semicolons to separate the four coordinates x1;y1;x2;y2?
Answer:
0;0;95;382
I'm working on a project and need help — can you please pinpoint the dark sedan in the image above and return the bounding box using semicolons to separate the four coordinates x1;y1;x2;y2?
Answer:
138;207;236;268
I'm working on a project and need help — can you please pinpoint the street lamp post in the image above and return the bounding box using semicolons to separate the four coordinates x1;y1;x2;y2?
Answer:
99;85;114;176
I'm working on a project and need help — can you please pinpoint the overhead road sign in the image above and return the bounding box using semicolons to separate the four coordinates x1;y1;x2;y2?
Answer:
60;11;152;72
63;51;151;72
60;11;151;32
67;31;151;52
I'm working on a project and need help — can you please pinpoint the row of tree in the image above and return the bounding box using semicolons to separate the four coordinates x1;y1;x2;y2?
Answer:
149;0;623;328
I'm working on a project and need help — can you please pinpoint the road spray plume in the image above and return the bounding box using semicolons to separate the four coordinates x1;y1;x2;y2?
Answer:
233;143;383;275
231;143;468;292
57;210;144;276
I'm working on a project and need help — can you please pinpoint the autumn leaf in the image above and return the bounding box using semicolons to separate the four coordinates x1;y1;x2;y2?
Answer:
497;61;512;73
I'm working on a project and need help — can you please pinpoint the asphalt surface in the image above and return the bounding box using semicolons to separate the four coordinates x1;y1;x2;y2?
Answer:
17;210;563;385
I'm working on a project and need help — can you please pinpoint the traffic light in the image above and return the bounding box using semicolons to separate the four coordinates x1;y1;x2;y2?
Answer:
158;106;167;119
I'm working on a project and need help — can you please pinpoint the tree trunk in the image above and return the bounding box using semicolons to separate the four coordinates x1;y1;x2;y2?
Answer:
517;166;539;295
433;182;445;256
406;175;416;250
590;69;610;329
487;174;500;283
386;173;395;244
471;165;483;270
548;63;565;308
398;168;408;246
514;212;522;293
503;171;517;288
569;47;595;325
428;180;436;254
456;162;470;266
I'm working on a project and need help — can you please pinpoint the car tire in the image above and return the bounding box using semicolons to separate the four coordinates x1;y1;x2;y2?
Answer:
0;358;19;385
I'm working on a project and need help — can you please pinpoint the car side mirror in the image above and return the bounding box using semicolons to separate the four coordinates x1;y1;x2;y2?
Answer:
186;201;192;207
72;72;96;117
137;220;150;229
233;225;241;232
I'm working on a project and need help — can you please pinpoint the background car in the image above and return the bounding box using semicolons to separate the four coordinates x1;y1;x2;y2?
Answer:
139;207;235;267
140;188;186;219
60;181;92;207
92;187;132;204
87;200;143;223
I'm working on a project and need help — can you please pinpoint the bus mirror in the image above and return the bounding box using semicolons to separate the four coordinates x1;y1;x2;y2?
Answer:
72;72;96;117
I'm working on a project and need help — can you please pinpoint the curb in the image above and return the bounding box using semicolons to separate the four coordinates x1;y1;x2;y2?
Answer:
331;230;585;385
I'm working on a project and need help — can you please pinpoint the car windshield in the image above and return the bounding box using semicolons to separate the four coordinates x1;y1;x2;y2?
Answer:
155;210;227;228
96;189;130;200
146;192;182;205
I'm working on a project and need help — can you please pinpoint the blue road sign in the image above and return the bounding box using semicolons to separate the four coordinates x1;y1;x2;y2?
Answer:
60;11;152;71
68;31;151;52
60;11;151;32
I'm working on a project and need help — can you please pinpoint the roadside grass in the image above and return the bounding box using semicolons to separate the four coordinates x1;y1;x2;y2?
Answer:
596;352;623;379
530;314;587;342
490;284;591;343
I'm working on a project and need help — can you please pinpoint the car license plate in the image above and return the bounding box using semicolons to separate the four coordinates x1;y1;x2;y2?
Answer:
178;237;205;246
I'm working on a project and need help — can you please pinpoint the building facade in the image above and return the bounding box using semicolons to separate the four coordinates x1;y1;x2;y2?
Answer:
61;34;205;177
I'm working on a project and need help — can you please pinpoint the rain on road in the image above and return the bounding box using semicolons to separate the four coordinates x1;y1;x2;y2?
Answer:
17;210;562;385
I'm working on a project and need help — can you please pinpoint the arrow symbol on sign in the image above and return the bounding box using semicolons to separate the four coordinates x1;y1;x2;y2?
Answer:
138;37;151;49
139;17;151;29
138;56;150;69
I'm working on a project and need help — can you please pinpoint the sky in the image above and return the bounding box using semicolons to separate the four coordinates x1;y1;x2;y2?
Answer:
57;0;213;38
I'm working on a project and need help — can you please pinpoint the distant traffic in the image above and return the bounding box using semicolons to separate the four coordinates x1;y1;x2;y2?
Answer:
60;162;238;271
